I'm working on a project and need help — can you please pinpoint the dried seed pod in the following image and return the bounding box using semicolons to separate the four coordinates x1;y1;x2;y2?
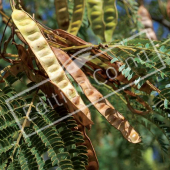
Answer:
167;0;170;18
68;0;85;35
82;51;160;94
55;29;89;46
54;29;159;94
52;48;141;143
138;5;157;40
12;9;93;127
52;28;160;96
77;124;99;170
55;0;69;30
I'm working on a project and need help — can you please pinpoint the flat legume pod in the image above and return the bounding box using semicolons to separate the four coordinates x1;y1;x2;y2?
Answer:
87;0;106;42
17;45;87;124
54;29;159;94
55;0;69;30
52;47;141;143
138;5;157;40
103;0;118;42
77;124;99;170
68;0;85;35
167;0;170;18
55;29;89;46
12;9;93;127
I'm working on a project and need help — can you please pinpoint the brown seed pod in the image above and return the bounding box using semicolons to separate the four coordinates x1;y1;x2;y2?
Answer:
138;5;157;40
167;0;170;18
77;124;99;170
52;29;159;94
12;9;93;127
52;47;141;143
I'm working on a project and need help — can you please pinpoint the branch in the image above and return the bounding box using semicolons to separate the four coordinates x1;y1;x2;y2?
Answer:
0;53;18;58
0;1;12;26
151;16;170;30
138;0;144;6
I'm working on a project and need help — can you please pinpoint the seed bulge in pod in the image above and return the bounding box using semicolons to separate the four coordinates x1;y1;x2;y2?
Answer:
18;19;31;26
66;88;76;98
129;130;141;143
12;10;29;21
27;32;41;41
23;22;38;35
87;161;98;170
85;89;94;96
31;37;48;51
40;55;56;67
58;80;68;89
72;96;80;105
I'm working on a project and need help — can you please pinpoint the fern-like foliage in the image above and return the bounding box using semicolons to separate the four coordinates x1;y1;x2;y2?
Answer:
0;70;88;170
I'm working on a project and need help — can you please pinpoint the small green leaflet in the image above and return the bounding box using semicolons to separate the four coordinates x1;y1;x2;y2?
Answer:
134;77;141;86
164;99;169;109
111;58;118;63
159;46;166;52
119;65;125;72
145;43;150;48
165;84;170;88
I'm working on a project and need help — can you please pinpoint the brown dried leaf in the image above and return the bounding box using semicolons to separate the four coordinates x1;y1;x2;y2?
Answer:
17;45;34;69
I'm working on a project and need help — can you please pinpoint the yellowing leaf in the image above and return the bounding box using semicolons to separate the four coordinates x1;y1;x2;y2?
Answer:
12;9;93;127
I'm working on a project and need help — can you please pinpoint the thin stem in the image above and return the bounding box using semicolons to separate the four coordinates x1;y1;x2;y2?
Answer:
123;0;133;25
11;89;38;161
61;44;136;51
0;5;12;27
61;44;94;51
0;10;10;20
0;18;11;53
10;0;14;10
0;53;19;58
